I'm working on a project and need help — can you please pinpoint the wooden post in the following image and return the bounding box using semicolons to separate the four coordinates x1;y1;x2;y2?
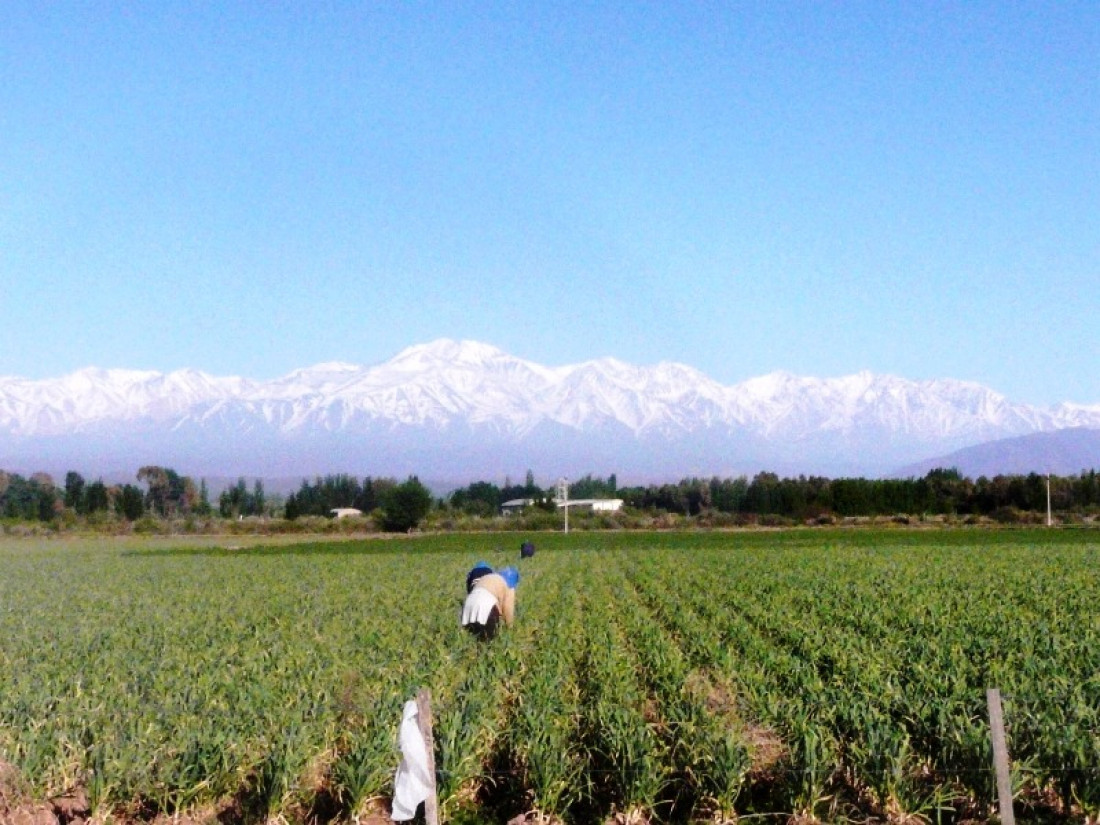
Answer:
416;687;440;825
986;688;1015;825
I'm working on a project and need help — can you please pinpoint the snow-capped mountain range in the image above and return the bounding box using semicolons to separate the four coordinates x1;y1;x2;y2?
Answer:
2;339;1099;481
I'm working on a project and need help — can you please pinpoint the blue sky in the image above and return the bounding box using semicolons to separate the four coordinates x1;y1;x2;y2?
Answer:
2;2;1097;405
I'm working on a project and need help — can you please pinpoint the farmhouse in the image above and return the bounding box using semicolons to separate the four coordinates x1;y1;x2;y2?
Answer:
558;498;624;513
330;507;363;519
500;497;624;515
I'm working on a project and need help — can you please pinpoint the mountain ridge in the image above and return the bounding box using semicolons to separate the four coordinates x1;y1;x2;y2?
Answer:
2;339;1098;480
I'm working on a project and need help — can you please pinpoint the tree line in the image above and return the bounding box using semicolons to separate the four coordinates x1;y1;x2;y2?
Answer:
446;467;1100;521
283;474;432;531
1;469;152;521
0;467;433;532
4;464;1100;528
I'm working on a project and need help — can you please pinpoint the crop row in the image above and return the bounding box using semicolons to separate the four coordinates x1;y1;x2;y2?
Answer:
1;530;1098;823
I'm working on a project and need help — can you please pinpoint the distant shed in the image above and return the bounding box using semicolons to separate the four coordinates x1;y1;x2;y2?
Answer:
500;498;535;516
558;499;624;512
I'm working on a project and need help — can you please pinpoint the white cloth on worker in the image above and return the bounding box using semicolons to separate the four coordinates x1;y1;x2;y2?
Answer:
391;699;432;821
461;585;498;626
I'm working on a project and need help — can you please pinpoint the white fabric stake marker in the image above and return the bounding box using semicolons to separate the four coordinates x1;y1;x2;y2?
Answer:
391;699;432;821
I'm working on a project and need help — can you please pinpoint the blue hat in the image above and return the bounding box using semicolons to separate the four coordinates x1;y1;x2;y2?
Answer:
499;566;520;588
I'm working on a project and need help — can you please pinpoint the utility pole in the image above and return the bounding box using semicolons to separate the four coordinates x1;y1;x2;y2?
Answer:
1046;473;1053;527
558;477;569;534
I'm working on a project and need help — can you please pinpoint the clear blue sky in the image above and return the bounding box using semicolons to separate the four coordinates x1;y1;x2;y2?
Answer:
2;2;1097;405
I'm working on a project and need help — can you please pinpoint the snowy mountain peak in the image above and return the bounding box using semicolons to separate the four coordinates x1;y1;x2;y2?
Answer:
279;361;361;380
2;341;1098;478
390;339;511;368
65;366;162;385
736;371;803;399
306;361;362;373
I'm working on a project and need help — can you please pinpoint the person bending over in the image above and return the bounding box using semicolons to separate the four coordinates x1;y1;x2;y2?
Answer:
461;565;518;640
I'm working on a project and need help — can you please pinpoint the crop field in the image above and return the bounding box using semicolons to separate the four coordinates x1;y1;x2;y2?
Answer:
1;529;1099;824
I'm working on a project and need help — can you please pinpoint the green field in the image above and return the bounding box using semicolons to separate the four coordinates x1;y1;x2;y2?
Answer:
1;529;1098;824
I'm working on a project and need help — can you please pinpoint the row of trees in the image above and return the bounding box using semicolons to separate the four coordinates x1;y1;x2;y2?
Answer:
446;468;1100;520
0;468;434;532
1;470;149;521
3;468;255;523
6;465;1100;528
284;474;393;519
283;474;432;531
446;471;620;515
635;468;1100;519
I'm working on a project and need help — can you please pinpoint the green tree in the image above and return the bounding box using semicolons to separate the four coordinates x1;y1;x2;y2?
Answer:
921;467;969;514
85;480;110;513
355;477;382;513
137;466;170;516
744;472;781;514
180;477;200;514
219;478;249;518
64;471;86;513
501;471;544;503
196;479;213;516
449;481;502;516
31;473;58;520
253;479;266;516
380;477;433;532
0;473;59;521
710;476;749;513
116;484;145;521
570;473;619;500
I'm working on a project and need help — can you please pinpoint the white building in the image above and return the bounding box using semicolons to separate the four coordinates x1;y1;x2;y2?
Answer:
500;498;535;515
500;497;625;515
557;498;624;512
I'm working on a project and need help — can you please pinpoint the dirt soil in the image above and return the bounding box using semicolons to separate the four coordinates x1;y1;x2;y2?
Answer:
1;762;70;825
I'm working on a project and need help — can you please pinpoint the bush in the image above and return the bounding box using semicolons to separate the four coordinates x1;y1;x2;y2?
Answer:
85;510;114;528
516;509;566;532
379;478;433;532
133;516;167;534
697;510;745;528
653;512;681;529
989;506;1025;524
55;509;79;530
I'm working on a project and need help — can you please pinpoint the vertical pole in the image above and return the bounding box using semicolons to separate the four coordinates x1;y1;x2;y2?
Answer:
559;477;569;534
986;688;1015;825
1046;474;1052;527
416;688;439;825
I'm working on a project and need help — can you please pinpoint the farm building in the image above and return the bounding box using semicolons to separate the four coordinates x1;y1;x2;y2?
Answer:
558;498;624;512
329;507;363;519
501;497;624;515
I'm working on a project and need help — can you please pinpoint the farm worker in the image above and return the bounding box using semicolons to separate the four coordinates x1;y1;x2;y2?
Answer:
461;565;519;640
466;560;494;593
